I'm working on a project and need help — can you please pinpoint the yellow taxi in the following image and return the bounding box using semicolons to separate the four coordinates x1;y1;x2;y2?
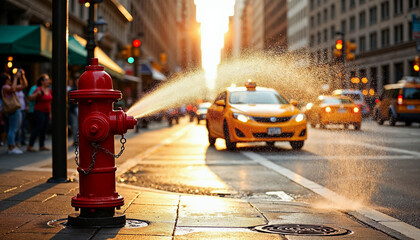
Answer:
206;81;307;150
373;77;420;126
304;95;362;130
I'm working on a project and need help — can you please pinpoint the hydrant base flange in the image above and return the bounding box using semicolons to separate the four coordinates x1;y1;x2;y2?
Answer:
67;213;126;228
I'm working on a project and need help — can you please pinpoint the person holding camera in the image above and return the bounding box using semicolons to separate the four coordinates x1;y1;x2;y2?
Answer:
27;74;52;152
0;70;28;154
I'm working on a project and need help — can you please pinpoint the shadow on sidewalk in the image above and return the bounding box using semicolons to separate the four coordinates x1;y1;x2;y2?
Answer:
0;182;57;212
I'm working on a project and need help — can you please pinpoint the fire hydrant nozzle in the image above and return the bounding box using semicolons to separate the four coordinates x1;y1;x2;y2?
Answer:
68;58;137;228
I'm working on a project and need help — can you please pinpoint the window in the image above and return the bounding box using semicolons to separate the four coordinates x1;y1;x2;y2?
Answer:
310;35;315;47
341;20;346;32
394;62;404;81
324;29;328;42
359;0;366;4
408;21;413;40
359;36;366;52
408;0;420;9
330;25;336;39
310;16;315;28
394;24;403;44
350;0;356;9
381;1;390;20
310;0;315;10
324;9;328;23
317;32;321;44
341;0;346;12
381;28;390;47
382;65;390;85
370;32;377;50
359;11;366;28
317;12;321;24
350;16;356;32
331;4;335;19
79;3;84;19
369;6;377;25
393;0;403;15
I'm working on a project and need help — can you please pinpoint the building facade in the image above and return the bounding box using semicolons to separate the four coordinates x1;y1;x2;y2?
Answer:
308;0;419;94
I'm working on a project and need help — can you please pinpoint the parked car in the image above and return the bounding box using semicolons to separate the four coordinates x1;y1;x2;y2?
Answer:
196;102;212;124
206;80;307;150
304;95;362;130
332;89;370;117
373;77;420;126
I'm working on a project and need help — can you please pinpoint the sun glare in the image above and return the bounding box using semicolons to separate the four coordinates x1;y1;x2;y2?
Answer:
195;0;235;90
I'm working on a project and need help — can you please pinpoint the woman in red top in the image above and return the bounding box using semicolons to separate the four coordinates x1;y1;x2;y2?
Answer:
27;74;52;152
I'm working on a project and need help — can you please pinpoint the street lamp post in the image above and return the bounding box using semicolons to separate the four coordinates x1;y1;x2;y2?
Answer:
86;0;104;66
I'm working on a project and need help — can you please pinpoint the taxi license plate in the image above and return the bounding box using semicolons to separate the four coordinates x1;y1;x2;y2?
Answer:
338;109;346;113
407;105;415;110
267;128;281;135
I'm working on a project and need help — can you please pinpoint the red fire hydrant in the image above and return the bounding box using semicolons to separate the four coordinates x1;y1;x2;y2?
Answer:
68;58;136;227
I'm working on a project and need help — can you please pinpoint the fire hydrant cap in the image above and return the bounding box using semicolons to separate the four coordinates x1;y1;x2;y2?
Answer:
78;58;113;90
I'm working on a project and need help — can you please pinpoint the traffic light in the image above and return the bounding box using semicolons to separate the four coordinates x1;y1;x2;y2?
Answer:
333;39;343;58
132;39;141;57
414;56;420;72
127;57;135;64
118;44;133;63
345;41;357;61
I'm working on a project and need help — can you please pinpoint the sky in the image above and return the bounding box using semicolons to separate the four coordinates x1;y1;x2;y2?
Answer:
194;0;236;89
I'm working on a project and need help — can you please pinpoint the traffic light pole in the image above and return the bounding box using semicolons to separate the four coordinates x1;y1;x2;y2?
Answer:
336;31;346;88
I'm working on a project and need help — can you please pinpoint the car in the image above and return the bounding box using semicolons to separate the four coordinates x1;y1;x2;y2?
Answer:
196;102;212;124
332;89;370;117
373;77;420;126
304;95;362;130
206;80;307;150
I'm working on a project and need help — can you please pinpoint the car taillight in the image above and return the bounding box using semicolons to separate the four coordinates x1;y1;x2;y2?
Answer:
325;106;332;113
398;94;403;105
353;107;360;113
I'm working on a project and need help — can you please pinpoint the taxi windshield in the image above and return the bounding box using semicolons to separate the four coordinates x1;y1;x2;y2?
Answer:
229;91;288;104
323;98;353;104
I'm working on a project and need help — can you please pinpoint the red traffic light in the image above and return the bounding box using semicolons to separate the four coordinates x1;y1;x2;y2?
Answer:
336;40;343;50
132;39;141;48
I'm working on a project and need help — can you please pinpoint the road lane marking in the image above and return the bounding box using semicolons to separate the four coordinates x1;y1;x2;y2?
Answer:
349;141;420;158
265;155;416;161
241;151;420;240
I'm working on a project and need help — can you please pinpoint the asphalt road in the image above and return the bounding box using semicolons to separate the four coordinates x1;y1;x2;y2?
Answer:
120;117;420;229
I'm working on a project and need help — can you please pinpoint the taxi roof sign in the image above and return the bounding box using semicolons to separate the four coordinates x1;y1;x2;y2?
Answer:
245;79;256;90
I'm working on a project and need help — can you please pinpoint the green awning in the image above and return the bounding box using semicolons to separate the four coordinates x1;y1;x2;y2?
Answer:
68;35;87;65
0;25;52;58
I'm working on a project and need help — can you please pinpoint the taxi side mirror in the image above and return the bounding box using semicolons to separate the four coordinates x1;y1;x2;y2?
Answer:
215;100;226;107
290;99;298;106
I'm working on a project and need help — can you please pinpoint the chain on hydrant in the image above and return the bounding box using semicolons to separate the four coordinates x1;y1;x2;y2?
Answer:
74;133;127;174
67;58;136;227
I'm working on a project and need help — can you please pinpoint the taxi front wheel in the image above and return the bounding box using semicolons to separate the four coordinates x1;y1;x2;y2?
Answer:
223;122;237;151
290;141;304;150
207;123;216;146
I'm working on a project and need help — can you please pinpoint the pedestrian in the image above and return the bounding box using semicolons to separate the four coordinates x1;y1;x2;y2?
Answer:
0;70;28;154
67;77;78;146
15;89;28;146
27;74;52;152
27;77;41;137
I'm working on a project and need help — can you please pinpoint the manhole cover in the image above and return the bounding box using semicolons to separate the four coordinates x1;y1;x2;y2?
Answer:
47;218;148;229
253;224;350;236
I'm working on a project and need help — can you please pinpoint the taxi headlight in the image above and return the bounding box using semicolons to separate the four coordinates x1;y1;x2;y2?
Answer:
233;113;251;123
294;113;305;123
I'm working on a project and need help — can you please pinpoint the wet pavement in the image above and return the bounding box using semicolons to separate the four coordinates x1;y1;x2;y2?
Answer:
0;120;419;239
